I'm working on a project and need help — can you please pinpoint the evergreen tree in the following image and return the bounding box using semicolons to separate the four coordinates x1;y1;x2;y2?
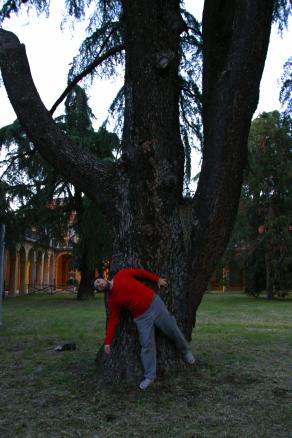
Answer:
226;111;292;298
56;85;119;299
0;118;71;248
0;85;118;298
280;57;292;122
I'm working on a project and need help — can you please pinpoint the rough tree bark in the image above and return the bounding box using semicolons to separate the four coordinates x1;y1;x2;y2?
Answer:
77;260;95;300
188;0;275;323
0;0;275;383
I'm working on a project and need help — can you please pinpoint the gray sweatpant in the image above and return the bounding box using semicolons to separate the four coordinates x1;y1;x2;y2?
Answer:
134;295;190;380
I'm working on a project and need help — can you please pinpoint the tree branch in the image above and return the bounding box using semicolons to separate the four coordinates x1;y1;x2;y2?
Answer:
50;44;124;115
0;148;36;179
187;0;275;324
0;29;117;206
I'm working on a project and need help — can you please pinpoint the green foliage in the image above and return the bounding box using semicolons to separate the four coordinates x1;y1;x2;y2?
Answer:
68;20;123;83
58;87;118;284
0;85;119;272
64;83;95;135
0;118;71;248
280;57;292;121
0;0;204;191
0;120;38;186
65;0;94;20
66;2;203;185
226;111;292;298
73;197;112;275
179;6;203;152
102;85;124;140
0;0;49;24
273;0;291;33
56;86;119;158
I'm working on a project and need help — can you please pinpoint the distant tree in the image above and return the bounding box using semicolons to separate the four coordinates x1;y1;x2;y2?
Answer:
0;85;118;298
69;136;118;300
73;195;112;299
57;85;119;299
0;118;71;248
280;57;292;121
226;111;292;298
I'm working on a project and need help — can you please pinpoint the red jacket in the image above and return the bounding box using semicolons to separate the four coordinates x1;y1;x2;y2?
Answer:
104;268;159;345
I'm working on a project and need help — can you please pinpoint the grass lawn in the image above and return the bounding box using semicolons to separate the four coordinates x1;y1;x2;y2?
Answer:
0;292;291;438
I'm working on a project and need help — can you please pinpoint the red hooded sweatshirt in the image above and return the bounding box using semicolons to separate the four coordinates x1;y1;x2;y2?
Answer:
104;268;159;345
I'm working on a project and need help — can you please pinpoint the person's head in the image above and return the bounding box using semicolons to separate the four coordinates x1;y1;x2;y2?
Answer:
94;277;110;292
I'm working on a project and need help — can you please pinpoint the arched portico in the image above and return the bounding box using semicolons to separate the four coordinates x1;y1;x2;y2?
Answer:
56;252;72;288
35;250;43;288
43;252;49;286
27;248;36;292
19;246;27;294
48;253;55;287
3;242;78;296
8;248;19;296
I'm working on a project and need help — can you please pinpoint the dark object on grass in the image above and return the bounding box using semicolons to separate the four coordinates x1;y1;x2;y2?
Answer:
54;342;76;352
105;414;116;422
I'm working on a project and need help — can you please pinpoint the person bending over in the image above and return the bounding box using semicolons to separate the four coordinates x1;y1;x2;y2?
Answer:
94;268;195;390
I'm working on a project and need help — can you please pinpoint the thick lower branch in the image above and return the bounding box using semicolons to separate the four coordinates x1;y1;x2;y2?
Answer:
187;0;275;321
0;29;116;205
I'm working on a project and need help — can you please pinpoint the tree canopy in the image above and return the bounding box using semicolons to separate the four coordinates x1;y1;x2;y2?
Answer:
224;111;292;298
0;85;118;299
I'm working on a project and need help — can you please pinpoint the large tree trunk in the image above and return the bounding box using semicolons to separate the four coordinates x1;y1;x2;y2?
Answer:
0;0;275;383
98;0;275;382
97;0;193;382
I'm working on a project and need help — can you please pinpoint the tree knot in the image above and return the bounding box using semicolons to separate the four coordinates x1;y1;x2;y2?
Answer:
155;50;176;70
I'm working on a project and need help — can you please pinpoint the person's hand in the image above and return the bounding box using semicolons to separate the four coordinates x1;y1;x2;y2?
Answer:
104;344;111;354
158;278;167;288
